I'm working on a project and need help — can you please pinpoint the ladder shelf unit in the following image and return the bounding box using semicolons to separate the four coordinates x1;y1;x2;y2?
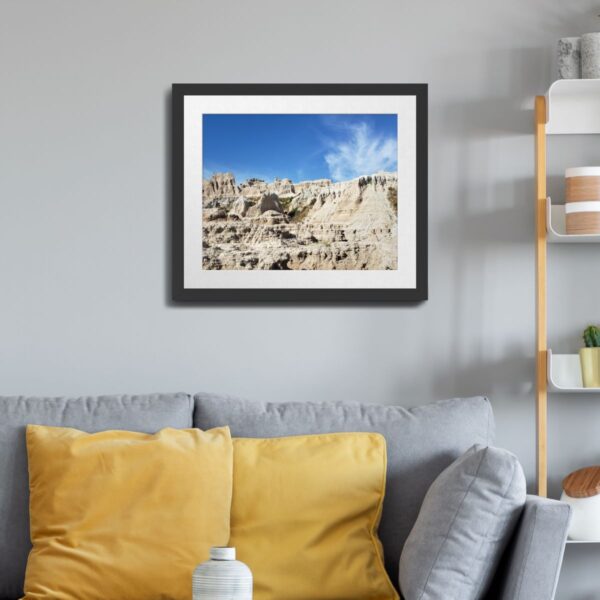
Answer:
536;80;600;498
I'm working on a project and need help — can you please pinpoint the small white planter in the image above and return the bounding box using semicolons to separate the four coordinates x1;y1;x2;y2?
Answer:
193;547;252;600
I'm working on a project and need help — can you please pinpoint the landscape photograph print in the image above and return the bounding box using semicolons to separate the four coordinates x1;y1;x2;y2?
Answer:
202;113;399;271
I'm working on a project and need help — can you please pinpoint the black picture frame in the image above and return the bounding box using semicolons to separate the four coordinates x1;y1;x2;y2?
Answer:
172;83;428;304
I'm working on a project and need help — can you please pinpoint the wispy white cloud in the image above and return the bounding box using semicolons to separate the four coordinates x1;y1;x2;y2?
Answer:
324;121;397;182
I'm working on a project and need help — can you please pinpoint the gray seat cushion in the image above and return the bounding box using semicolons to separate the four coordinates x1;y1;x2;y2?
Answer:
0;393;193;600
399;445;526;600
193;393;494;587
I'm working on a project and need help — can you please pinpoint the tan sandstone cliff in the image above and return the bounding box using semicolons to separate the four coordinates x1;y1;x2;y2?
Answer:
202;171;398;270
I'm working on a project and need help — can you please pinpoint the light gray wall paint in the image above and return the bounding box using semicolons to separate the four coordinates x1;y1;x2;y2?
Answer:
1;1;598;596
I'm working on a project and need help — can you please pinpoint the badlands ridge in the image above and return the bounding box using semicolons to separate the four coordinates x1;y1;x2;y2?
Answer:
202;171;398;270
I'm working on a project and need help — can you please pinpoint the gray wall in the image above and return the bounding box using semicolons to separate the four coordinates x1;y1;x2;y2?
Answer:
1;1;599;597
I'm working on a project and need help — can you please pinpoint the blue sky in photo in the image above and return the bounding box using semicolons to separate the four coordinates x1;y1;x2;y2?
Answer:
202;113;397;183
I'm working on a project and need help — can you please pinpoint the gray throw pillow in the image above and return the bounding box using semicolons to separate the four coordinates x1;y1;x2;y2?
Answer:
399;445;526;600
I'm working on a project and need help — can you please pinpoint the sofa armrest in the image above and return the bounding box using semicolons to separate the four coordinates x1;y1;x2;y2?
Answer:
489;495;571;600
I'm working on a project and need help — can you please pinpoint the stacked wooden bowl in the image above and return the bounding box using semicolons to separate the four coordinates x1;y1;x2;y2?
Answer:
566;167;600;234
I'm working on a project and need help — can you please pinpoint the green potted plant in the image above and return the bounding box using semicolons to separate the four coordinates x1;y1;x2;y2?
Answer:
581;325;600;387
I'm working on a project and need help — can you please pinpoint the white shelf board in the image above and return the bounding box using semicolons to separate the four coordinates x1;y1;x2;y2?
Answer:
546;197;600;243
566;539;600;544
548;349;600;393
546;79;600;135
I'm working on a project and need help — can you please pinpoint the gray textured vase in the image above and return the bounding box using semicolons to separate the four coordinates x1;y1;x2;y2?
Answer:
582;32;600;78
557;37;581;79
193;547;253;600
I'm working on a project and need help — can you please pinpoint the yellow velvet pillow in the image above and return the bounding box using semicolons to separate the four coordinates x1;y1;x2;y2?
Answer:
23;425;233;600
230;433;399;600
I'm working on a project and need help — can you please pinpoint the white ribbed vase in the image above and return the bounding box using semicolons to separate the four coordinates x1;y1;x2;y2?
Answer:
193;547;252;600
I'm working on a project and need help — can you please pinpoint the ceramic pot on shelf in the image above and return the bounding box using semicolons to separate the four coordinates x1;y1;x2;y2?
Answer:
193;547;253;600
580;347;600;387
582;32;600;79
565;167;600;235
558;37;581;79
561;466;600;541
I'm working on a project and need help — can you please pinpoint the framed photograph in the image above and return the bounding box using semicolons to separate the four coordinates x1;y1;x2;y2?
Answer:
172;84;427;303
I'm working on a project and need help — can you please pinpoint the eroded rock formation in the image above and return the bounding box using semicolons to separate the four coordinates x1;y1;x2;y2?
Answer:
202;172;398;270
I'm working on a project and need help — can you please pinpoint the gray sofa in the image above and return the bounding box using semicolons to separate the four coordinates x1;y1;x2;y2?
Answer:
0;393;570;600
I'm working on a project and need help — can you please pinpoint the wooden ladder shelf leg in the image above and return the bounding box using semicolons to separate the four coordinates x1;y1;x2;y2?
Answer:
535;95;548;498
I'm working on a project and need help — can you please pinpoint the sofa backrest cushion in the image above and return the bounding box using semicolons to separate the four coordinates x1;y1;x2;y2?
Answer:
0;393;193;600
193;394;495;588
